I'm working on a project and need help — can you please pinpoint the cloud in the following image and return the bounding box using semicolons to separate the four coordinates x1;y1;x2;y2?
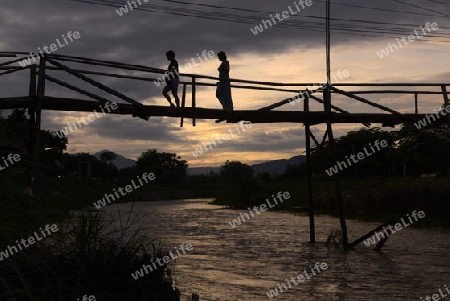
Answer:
1;0;450;166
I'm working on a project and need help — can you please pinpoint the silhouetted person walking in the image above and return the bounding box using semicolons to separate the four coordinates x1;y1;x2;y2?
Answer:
162;50;180;107
216;51;234;111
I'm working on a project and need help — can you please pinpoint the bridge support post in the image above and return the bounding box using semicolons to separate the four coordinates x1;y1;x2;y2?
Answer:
192;77;196;126
414;93;418;114
27;65;37;193
180;83;187;127
441;85;449;124
323;86;348;249
304;93;315;243
30;56;46;194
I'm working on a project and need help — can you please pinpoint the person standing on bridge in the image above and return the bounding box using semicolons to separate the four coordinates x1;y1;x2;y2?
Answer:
162;50;180;108
216;51;234;111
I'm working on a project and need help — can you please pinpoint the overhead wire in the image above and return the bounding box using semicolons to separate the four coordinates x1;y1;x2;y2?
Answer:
67;0;450;42
390;0;449;17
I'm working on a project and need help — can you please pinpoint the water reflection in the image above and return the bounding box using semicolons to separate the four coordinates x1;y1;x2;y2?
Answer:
104;199;450;301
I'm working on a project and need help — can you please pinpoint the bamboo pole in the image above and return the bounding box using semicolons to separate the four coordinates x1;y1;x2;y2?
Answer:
46;58;149;120
327;0;347;249
348;220;395;249
0;56;28;68
46;58;143;107
0;66;24;70
324;87;349;249
441;85;449;123
442;85;449;107
349;90;447;95
46;66;306;93
45;74;109;104
27;65;37;193
1;52;450;87
330;86;403;116
180;83;187;127
415;93;418;114
0;96;429;124
0;68;26;77
32;58;46;194
192;77;196;126
334;83;450;87
304;93;315;243
308;129;321;147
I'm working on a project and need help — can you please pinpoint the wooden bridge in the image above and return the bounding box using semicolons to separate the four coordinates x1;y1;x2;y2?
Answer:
1;51;449;249
2;52;448;125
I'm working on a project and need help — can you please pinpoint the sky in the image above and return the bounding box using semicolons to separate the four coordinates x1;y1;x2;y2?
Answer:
1;0;449;168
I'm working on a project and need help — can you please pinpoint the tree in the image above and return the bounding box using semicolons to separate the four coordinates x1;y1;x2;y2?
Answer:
136;149;187;184
40;130;68;174
100;151;117;164
0;109;68;175
219;160;260;207
312;127;396;176
63;153;117;180
219;160;253;183
284;162;307;178
395;120;450;176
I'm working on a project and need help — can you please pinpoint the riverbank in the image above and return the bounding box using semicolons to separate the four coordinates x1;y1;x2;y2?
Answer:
109;175;450;230
207;177;450;230
0;170;181;300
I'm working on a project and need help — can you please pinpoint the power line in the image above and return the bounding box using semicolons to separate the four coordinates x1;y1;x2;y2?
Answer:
67;0;450;42
390;0;449;17
315;0;449;19
422;0;446;4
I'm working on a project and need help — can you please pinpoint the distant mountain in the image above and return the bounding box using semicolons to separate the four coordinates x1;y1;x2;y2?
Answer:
91;151;305;175
188;155;306;176
94;150;136;170
251;155;306;175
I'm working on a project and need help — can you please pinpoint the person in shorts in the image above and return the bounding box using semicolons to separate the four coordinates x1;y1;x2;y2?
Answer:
162;50;180;107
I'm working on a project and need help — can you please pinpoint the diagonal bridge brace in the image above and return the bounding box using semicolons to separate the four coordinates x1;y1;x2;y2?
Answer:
218;88;370;127
46;57;150;121
329;86;414;126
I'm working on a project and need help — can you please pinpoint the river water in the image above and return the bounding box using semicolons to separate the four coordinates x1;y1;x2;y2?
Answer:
103;199;450;301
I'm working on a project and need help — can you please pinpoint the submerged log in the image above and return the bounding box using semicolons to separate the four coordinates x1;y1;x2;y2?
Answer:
348;220;396;251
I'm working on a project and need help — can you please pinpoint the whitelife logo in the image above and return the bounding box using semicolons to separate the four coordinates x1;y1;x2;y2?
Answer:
325;140;388;176
420;282;450;301
288;69;350;106
0;224;59;261
131;243;193;280
0;153;21;171
250;0;314;35
55;102;118;138
116;0;148;16
363;210;425;247
414;105;450;130
191;121;253;158
17;31;81;67
266;262;328;298
228;191;291;228
154;50;216;87
376;22;439;58
93;172;155;209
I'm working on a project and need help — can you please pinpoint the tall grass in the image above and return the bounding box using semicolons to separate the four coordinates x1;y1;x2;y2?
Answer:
0;155;187;300
0;201;180;300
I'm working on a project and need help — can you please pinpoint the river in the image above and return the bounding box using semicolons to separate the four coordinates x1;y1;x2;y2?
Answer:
103;199;450;301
